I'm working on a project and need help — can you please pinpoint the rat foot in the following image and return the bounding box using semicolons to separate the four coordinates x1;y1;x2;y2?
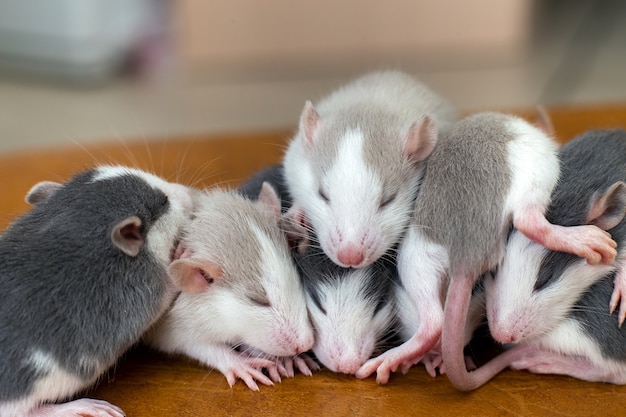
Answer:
420;351;443;377
267;353;320;381
32;398;125;417
224;356;276;391
356;332;437;384
610;260;626;327
515;209;617;265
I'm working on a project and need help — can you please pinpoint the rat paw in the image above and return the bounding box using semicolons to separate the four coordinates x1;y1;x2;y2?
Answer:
224;357;276;390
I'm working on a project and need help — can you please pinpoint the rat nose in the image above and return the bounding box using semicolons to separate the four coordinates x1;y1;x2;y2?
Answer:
337;246;364;266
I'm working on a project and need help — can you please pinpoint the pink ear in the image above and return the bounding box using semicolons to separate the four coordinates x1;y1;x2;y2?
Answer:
168;258;224;294
533;105;555;137
299;101;320;147
257;182;281;219
111;216;144;257
586;181;626;230
405;115;437;163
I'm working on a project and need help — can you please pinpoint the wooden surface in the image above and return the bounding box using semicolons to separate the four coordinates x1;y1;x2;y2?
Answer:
2;103;626;416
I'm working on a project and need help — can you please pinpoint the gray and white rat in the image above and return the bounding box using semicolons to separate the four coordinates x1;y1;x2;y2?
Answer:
485;129;626;383
144;184;316;391
0;165;194;417
283;70;458;268
356;111;617;388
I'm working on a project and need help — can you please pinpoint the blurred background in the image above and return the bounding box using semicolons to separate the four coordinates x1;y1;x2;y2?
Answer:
0;0;624;153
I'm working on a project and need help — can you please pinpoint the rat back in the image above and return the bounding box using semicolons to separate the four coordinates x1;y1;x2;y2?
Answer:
0;166;191;413
283;70;459;268
411;112;520;275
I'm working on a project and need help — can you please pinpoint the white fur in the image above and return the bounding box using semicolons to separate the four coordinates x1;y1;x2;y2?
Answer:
318;129;389;266
144;197;314;377
397;226;448;327
503;118;559;221
0;350;96;417
510;319;626;384
309;268;395;374
487;231;617;343
283;70;458;268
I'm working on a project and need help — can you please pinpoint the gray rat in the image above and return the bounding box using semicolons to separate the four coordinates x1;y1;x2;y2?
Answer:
283;70;459;268
0;165;194;417
143;184;316;391
485;129;626;383
356;111;617;388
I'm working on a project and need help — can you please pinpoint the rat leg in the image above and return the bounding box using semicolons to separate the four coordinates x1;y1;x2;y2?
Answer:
510;348;626;384
29;398;125;417
514;205;616;265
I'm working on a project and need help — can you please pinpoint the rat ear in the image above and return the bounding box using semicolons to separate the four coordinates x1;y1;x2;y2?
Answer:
257;182;281;219
299;101;321;147
168;258;224;294
533;105;555;138
111;216;144;257
280;206;310;253
25;181;63;205
585;182;626;231
405;115;437;163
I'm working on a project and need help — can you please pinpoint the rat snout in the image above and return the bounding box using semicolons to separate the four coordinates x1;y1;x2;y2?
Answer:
337;245;365;267
489;314;526;344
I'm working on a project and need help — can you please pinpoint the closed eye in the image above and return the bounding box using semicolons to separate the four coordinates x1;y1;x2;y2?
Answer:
380;195;395;209
318;188;330;203
249;295;271;308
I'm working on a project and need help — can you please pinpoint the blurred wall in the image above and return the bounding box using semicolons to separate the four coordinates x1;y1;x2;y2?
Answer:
175;0;533;78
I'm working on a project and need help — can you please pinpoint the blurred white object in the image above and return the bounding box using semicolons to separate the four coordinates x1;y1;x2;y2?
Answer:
0;0;163;83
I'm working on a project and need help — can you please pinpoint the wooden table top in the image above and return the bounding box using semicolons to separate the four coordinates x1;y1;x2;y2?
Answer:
2;103;626;416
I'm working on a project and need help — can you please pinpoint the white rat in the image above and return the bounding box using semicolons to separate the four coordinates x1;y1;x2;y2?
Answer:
356;111;617;388
0;166;194;417
485;129;626;383
283;70;458;268
144;184;316;391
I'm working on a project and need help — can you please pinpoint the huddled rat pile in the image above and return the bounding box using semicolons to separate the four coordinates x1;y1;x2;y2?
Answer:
1;70;624;416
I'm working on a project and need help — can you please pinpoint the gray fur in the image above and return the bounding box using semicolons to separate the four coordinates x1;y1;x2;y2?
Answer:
413;112;514;275
237;165;292;212
312;70;458;202
534;130;626;292
0;168;176;402
183;189;281;299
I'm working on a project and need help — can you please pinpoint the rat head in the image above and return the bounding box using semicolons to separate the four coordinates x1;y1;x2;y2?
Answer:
25;165;194;270
168;185;314;357
283;102;438;268
297;248;397;374
486;181;626;344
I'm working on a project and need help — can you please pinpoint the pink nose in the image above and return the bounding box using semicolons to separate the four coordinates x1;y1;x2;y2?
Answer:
337;246;364;266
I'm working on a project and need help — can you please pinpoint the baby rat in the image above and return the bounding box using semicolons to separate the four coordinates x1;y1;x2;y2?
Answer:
283;70;458;268
485;129;626;382
356;111;617;387
0;166;194;417
294;244;399;375
144;185;315;391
